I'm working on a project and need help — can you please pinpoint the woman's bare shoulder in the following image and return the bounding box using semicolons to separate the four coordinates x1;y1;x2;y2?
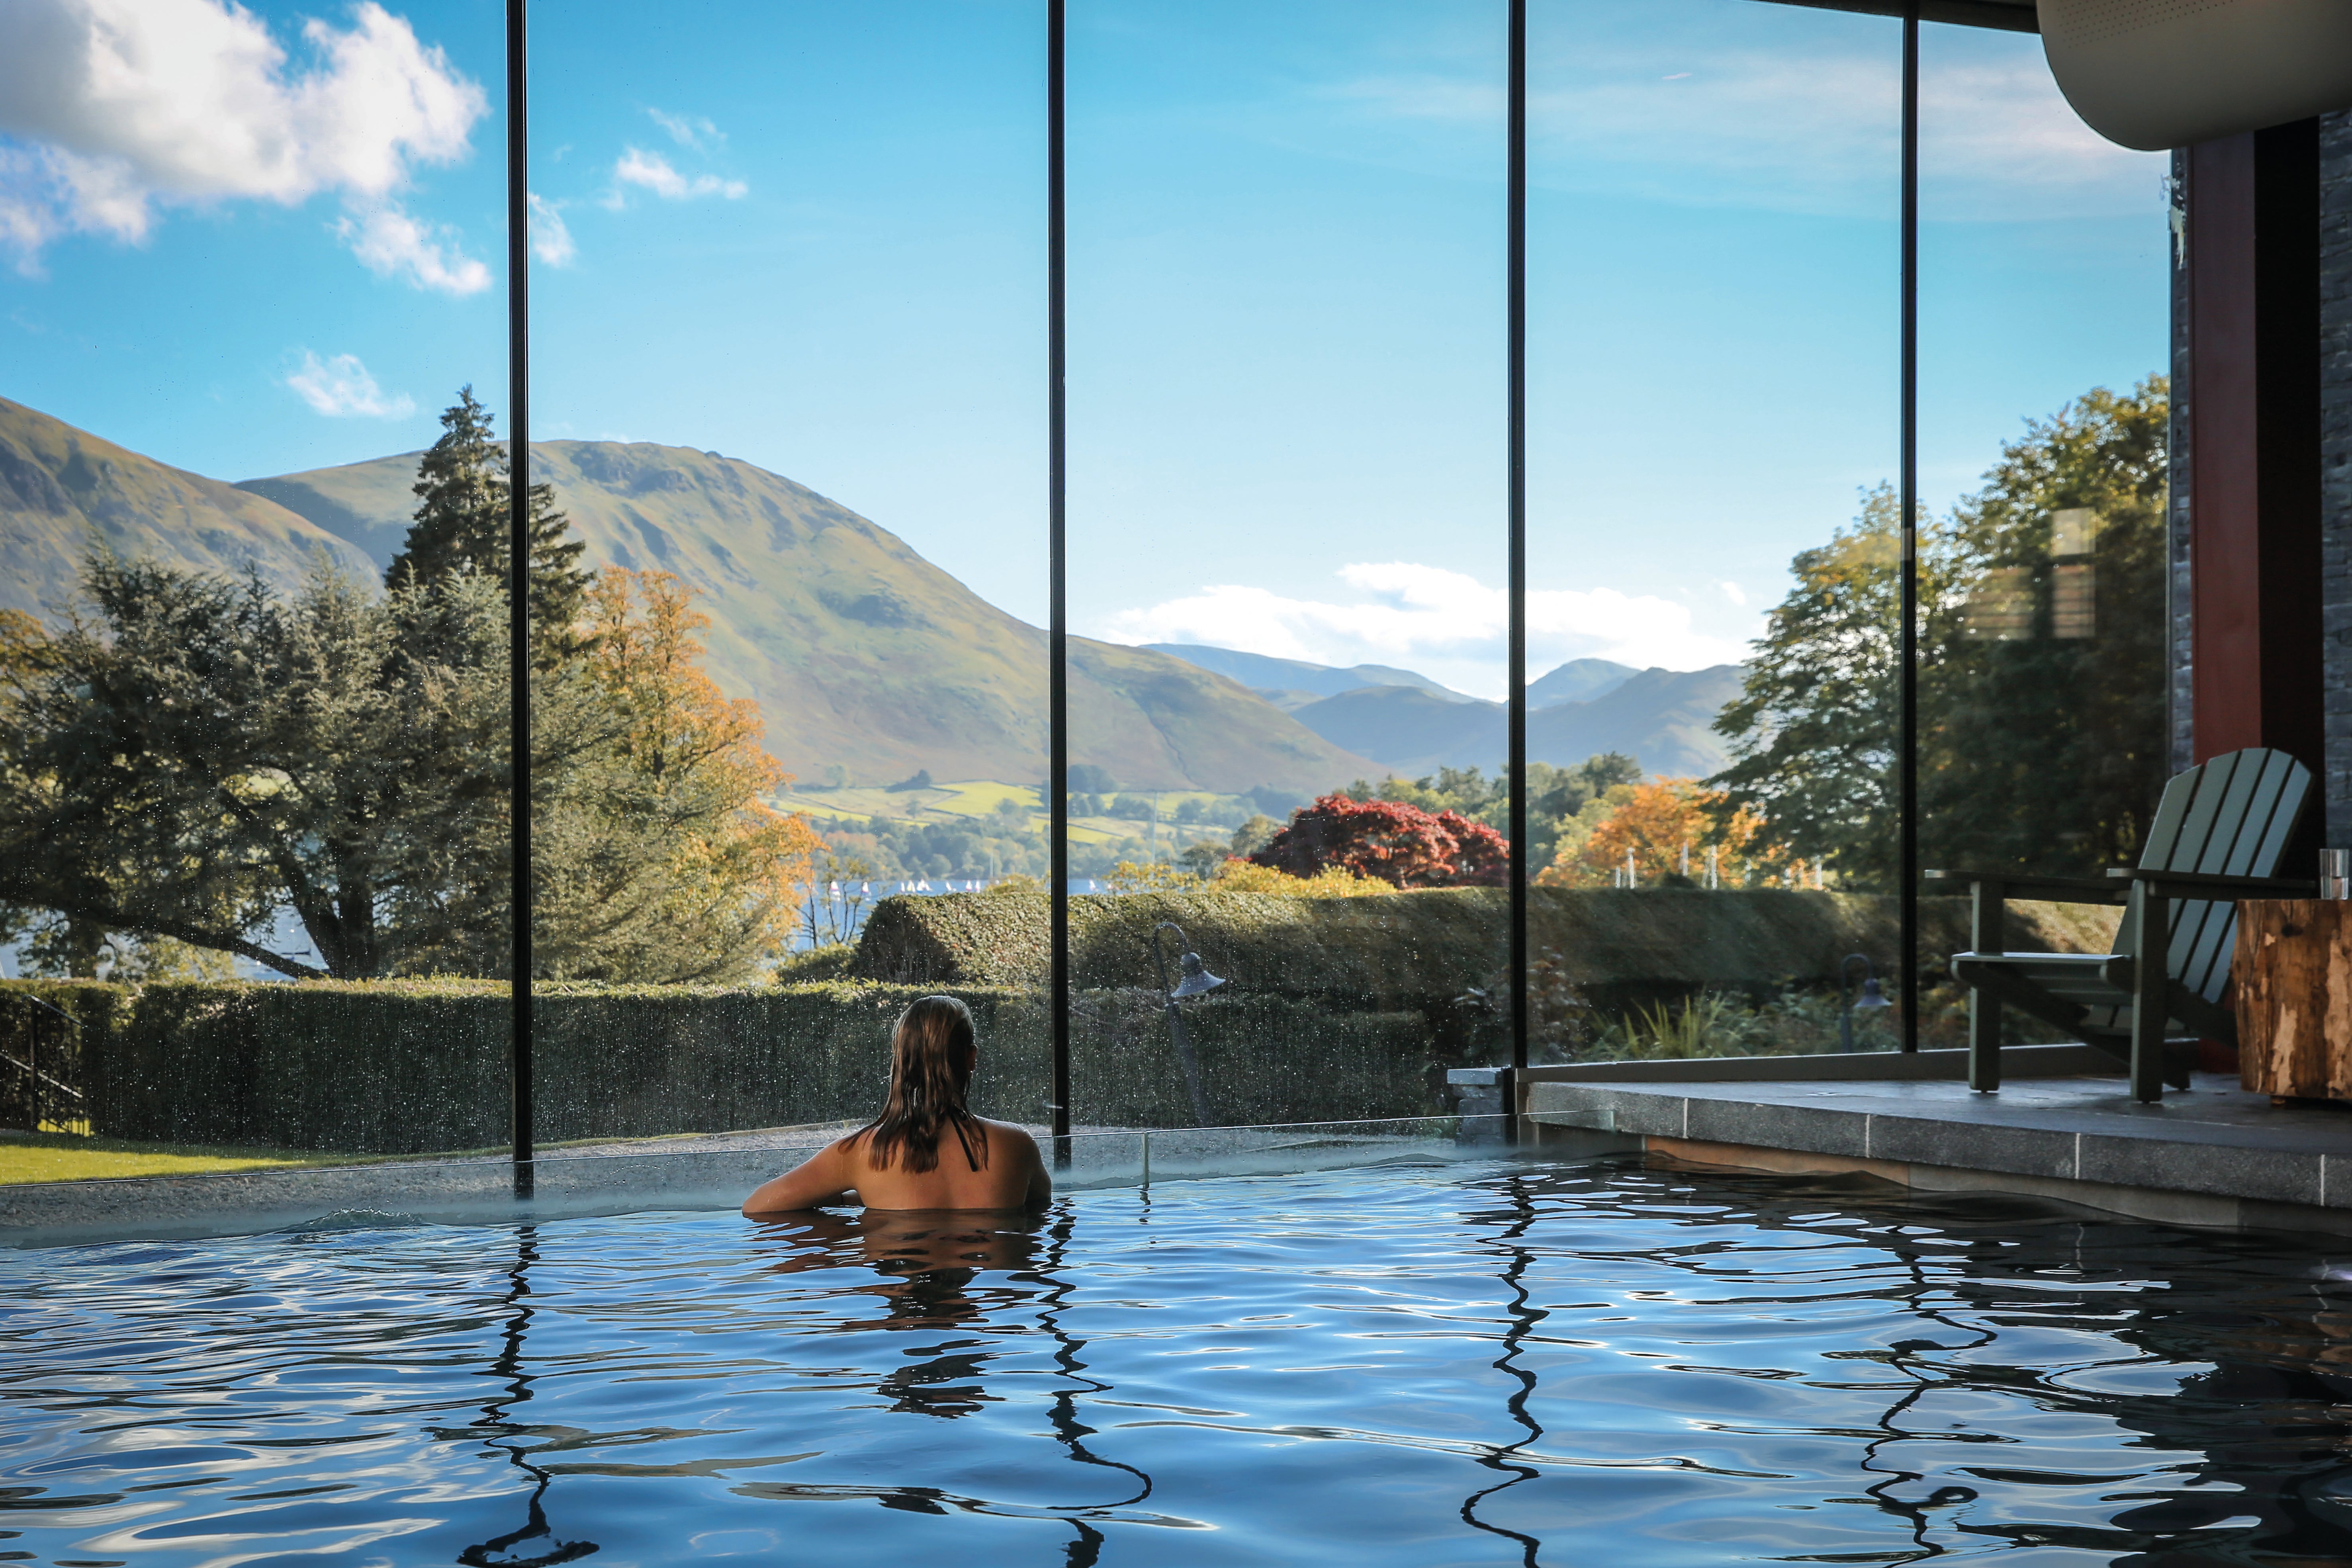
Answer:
981;1119;1041;1151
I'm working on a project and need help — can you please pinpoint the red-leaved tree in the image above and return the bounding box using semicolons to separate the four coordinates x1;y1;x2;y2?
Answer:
1247;794;1509;888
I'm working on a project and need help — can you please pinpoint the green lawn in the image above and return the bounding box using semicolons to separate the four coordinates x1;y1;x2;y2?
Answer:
0;1127;819;1186
0;1129;371;1186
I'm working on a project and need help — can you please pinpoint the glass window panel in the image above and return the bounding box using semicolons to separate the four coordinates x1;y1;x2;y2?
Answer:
1916;18;2170;1046
526;3;1047;1144
0;0;512;1184
1527;0;1901;1061
1068;0;1510;1128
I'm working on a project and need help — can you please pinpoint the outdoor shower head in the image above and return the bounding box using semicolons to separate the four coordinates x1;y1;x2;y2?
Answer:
1170;950;1226;1000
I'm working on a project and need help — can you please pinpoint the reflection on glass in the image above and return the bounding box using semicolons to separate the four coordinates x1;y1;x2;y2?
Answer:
1528;0;1900;1061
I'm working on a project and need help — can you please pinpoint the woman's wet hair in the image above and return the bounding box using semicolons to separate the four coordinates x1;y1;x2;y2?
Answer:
851;995;986;1173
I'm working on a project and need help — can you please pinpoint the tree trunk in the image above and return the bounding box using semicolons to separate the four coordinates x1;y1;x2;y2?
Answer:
2235;899;2352;1099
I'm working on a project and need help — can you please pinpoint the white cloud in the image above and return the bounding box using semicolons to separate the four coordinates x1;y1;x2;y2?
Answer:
0;0;487;276
527;190;573;265
1098;561;1753;698
285;349;413;418
1718;580;1748;607
608;146;747;206
333;200;489;294
648;108;722;150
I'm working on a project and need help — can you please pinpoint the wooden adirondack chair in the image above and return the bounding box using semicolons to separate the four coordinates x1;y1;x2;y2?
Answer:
1930;746;2315;1103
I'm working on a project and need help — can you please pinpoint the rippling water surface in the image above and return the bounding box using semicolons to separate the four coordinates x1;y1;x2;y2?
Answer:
9;1159;2352;1565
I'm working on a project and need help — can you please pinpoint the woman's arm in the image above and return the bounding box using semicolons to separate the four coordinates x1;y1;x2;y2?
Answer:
742;1140;859;1216
1013;1127;1052;1209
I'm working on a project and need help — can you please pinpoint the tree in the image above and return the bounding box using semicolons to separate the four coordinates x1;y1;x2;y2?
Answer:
1712;379;2169;886
0;557;513;979
1709;489;1905;887
1248;793;1508;888
531;567;823;982
386;387;591;657
1536;778;1783;888
1370;754;1643;871
1918;378;2169;875
0;554;823;985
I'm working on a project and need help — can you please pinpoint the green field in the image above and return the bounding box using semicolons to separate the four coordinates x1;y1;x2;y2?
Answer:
779;779;1245;852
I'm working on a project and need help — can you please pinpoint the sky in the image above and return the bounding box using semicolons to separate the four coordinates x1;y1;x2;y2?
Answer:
0;0;2167;700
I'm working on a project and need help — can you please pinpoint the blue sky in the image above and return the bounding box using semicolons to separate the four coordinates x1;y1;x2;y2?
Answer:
0;0;2166;698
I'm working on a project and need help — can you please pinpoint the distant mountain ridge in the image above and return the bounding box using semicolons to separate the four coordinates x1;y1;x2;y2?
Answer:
1282;665;1745;780
237;440;1377;793
1527;657;1637;708
1;392;1738;795
0;397;375;616
1141;644;1478;708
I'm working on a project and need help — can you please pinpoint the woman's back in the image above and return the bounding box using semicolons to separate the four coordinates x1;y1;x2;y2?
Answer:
743;1118;1048;1214
741;995;1052;1216
841;1119;1046;1210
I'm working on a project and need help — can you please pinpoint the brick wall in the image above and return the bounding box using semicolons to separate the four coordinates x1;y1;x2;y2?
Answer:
2323;112;2352;843
2176;118;2352;840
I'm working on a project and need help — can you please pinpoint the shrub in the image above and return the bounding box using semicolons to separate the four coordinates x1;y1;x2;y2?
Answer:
1250;793;1507;888
1212;860;1393;897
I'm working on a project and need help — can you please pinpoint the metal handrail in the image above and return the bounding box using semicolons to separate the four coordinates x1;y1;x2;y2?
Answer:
0;1047;83;1104
0;990;83;1133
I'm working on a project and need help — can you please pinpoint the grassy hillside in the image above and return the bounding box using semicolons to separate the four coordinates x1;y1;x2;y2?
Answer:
243;440;1376;793
0;397;375;618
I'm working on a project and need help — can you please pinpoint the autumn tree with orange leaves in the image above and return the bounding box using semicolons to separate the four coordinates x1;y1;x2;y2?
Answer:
532;567;822;983
1535;778;1799;889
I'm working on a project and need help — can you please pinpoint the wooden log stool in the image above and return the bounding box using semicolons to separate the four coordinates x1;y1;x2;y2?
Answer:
2236;899;2352;1102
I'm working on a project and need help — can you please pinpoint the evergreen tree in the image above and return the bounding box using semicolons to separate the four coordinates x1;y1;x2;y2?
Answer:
387;386;592;655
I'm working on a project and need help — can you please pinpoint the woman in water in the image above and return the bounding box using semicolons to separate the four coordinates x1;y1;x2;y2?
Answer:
742;994;1051;1214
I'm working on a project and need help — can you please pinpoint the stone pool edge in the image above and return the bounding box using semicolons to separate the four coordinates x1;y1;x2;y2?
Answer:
1511;1047;2352;1237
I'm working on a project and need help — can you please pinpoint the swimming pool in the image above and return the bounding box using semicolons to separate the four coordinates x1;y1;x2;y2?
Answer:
7;1156;2352;1565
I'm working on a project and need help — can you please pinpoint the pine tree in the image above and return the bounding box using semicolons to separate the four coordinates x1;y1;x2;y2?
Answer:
387;387;592;655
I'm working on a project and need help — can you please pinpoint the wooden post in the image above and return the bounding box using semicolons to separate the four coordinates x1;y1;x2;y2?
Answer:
2235;899;2352;1099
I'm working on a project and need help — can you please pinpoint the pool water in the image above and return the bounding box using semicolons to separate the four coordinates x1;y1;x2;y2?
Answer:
9;1158;2352;1565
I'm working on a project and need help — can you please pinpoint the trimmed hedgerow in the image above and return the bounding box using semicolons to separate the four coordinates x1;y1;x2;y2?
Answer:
0;888;2118;1157
2;976;1440;1154
850;886;2115;1003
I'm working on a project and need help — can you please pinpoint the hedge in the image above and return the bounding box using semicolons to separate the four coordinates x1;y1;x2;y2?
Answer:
851;886;2120;1007
1;977;1440;1155
0;887;2120;1158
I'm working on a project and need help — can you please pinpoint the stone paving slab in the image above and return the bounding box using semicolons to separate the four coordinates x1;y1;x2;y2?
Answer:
1527;1072;2352;1212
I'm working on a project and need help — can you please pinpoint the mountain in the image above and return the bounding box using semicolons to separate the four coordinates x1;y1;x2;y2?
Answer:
1143;644;1478;707
239;440;1376;793
1528;657;1637;708
0;397;375;618
1286;664;1745;780
1532;665;1746;777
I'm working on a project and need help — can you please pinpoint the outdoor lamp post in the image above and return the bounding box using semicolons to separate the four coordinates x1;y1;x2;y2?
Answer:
1151;921;1225;1126
1839;952;1891;1053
